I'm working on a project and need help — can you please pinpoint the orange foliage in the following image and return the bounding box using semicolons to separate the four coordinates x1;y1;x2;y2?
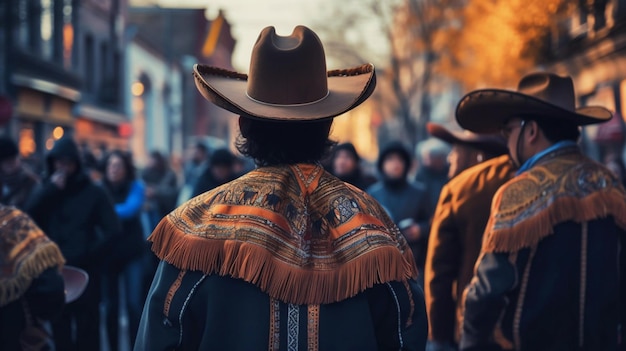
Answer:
436;0;574;90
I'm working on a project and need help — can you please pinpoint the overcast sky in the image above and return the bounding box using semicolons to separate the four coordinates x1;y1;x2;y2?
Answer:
138;0;327;71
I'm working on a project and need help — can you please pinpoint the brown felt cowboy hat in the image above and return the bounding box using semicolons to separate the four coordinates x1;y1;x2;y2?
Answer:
192;25;376;121
426;122;508;156
456;72;612;134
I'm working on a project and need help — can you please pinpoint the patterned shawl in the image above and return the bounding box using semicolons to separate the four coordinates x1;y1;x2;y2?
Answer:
149;164;417;305
0;205;65;307
482;146;626;252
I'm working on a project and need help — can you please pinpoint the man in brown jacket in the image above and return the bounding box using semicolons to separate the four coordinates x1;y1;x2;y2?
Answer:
424;123;514;351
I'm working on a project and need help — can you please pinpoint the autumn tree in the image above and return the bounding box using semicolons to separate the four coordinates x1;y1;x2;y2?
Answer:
437;0;576;90
315;0;462;147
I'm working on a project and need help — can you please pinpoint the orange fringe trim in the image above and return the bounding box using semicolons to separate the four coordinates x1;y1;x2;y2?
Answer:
0;242;65;307
149;218;417;305
483;190;626;253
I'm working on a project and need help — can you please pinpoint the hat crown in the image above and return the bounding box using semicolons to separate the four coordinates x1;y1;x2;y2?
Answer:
517;73;575;112
247;26;328;105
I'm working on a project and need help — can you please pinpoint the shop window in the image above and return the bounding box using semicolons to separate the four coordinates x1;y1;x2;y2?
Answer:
15;0;30;48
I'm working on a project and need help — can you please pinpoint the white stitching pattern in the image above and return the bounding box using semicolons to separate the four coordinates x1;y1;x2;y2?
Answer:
178;274;208;348
386;282;404;349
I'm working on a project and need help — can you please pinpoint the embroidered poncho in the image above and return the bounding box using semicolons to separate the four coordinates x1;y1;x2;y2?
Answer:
0;206;65;307
149;164;417;305
483;147;626;252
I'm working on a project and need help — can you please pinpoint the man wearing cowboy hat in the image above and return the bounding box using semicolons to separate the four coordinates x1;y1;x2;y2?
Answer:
135;25;427;350
423;122;515;351
455;72;626;351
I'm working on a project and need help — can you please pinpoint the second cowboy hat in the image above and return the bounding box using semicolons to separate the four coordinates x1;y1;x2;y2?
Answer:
192;25;376;121
456;72;612;133
426;122;508;156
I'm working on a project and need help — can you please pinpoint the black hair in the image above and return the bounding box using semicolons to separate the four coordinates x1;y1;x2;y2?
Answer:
531;117;580;143
236;116;336;167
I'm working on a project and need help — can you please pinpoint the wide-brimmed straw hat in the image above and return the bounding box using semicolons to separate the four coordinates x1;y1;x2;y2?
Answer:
62;266;89;303
193;25;376;121
456;72;612;133
426;122;508;156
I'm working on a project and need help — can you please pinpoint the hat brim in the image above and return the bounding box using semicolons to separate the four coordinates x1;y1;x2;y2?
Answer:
426;122;508;156
193;64;376;121
456;89;613;134
62;265;89;303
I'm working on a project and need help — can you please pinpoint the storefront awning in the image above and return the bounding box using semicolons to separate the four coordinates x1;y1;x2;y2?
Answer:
75;104;128;126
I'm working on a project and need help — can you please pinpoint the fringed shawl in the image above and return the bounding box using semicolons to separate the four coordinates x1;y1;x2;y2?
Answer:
0;206;65;307
149;164;417;305
482;147;626;253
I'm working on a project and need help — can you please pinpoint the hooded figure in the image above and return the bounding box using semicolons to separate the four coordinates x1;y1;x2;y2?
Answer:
191;148;237;197
24;136;121;351
367;141;432;279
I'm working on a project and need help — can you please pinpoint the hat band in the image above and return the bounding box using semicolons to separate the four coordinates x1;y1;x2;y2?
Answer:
245;90;330;107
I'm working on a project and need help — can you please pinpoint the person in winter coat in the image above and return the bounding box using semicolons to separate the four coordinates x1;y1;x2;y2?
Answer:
141;150;178;231
0;204;66;351
24;135;121;351
457;72;626;351
101;150;147;351
367;141;432;281
191;147;237;197
423;122;513;351
135;25;427;351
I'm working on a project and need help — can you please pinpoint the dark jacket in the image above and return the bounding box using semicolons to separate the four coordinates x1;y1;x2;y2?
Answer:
136;261;427;351
424;155;514;344
414;166;449;212
0;205;66;351
102;179;146;272
367;180;431;270
0;167;40;209
141;167;178;218
191;166;236;197
24;137;121;270
461;148;626;351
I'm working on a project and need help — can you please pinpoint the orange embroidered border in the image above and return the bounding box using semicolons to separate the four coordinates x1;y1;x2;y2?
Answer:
269;298;280;350
307;304;319;351
163;270;186;317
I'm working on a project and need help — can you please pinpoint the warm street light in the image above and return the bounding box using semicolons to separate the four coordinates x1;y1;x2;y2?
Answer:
53;126;64;140
132;81;144;96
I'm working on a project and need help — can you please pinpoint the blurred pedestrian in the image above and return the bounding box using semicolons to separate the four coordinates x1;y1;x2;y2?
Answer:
0;204;66;351
101;150;147;351
0;136;40;209
457;72;626;351
423;123;514;351
367;140;431;282
191;147;237;197
426;122;508;179
415;138;451;212
177;141;210;205
135;25;426;350
330;142;376;190
141;151;179;232
24;135;121;351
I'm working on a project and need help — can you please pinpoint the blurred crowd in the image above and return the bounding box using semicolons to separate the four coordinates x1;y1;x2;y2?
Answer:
1;120;625;349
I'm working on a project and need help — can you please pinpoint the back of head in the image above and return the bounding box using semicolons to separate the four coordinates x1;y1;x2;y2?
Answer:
0;136;19;163
210;148;235;167
236;116;335;167
416;138;450;167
